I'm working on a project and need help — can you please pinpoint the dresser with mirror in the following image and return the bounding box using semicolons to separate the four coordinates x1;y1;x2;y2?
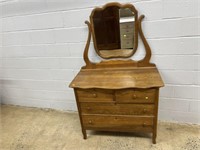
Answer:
69;2;164;144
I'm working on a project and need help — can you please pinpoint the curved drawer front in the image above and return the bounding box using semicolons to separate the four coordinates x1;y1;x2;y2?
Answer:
82;115;153;132
76;89;114;102
115;89;156;103
80;103;154;115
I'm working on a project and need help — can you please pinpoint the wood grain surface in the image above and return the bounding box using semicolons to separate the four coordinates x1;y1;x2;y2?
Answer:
70;67;164;89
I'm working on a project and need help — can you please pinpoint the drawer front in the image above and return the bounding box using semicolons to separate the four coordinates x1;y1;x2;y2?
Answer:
80;103;154;116
121;39;134;49
82;115;153;132
120;22;134;29
121;33;134;40
76;89;114;102
120;28;134;34
115;89;156;103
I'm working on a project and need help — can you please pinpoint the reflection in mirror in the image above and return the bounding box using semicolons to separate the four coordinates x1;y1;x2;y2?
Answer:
92;5;136;58
93;6;121;50
119;8;135;49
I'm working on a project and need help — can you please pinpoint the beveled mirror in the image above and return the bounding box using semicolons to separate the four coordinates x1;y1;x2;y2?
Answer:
90;3;138;59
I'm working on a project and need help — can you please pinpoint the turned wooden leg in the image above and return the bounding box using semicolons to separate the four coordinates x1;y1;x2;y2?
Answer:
152;133;156;144
82;129;87;139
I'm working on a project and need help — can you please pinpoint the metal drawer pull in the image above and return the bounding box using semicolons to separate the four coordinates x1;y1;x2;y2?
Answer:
89;120;92;124
145;96;149;100
93;93;97;97
132;94;137;99
87;107;91;110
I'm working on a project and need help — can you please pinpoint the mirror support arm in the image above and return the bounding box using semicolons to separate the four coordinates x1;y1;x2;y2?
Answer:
138;15;155;67
82;21;95;69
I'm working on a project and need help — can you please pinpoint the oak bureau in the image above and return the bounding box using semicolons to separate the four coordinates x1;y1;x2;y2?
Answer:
69;2;164;144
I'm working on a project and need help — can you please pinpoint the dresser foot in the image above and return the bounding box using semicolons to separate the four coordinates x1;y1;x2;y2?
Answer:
82;130;87;139
152;139;156;144
152;134;156;144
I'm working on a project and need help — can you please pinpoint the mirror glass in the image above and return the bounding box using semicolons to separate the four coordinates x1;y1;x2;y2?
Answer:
92;6;136;58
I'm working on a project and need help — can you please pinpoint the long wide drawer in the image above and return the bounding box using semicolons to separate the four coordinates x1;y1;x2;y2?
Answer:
115;88;156;103
76;89;114;102
82;115;153;132
80;103;154;116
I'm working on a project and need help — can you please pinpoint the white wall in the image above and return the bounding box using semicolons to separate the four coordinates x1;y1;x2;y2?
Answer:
0;0;199;124
0;13;2;103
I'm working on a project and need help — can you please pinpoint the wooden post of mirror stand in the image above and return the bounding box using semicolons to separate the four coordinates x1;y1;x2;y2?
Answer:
138;15;155;67
82;21;95;69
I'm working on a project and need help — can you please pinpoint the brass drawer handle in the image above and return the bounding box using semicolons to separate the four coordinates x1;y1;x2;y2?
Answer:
87;107;91;110
89;120;92;124
132;94;137;99
93;93;97;98
145;96;149;100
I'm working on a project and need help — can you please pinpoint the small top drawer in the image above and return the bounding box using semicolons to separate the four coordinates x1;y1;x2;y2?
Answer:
115;88;156;103
76;89;114;102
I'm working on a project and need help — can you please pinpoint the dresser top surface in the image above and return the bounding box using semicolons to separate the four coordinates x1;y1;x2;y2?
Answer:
69;67;164;89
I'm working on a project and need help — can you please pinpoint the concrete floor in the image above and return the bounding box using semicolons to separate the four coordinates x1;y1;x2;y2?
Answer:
1;105;200;150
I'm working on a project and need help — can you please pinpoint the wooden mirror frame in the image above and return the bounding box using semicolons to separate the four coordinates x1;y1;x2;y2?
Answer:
90;2;138;59
82;2;155;69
